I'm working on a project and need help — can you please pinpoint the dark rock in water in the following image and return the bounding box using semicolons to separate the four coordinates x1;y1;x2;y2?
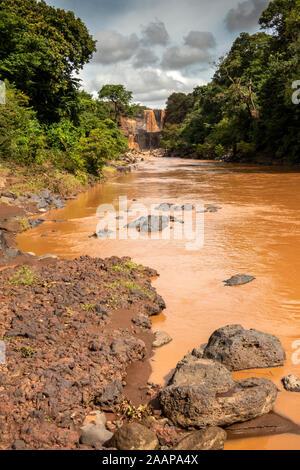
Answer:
203;324;286;371
29;218;45;228
155;203;181;212
126;215;169;233
52;219;67;223
153;331;172;348
107;423;159;450
173;427;227;450
51;197;66;209
95;229;113;239
225;411;300;439
169;215;184;224
96;380;123;409
0;230;8;251
281;375;300;392
181;203;194;211
41;234;48;237
169;356;235;390
223;274;255;286
206;206;221;213
160;377;278;429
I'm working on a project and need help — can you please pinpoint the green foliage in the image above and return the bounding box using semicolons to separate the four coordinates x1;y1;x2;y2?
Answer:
98;84;133;122
0;0;96;122
161;0;300;163
0;82;45;164
72;120;128;174
8;267;37;287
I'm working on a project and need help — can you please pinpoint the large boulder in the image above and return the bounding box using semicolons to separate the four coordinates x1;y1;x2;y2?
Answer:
203;324;286;371
169;356;235;391
160;377;278;428
173;427;227;450
107;423;159;450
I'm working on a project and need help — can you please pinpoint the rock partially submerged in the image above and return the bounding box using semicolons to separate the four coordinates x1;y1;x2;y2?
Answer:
173;427;227;451
153;331;172;348
155;203;181;212
281;375;300;392
223;274;255;286
126;215;170;233
203;324;286;371
160;377;278;429
107;423;159;450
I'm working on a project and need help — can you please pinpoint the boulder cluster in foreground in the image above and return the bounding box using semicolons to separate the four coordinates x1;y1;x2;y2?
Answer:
104;324;295;451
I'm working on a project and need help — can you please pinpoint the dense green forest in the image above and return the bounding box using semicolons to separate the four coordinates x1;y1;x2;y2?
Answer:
0;0;135;181
161;0;300;163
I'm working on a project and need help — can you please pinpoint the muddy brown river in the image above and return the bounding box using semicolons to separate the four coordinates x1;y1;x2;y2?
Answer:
16;158;300;450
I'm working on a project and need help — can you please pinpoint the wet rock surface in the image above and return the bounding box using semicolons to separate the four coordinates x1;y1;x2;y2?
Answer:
169;356;235;389
153;331;172;348
160;377;278;429
173;427;227;450
0;255;165;449
203;324;286;371
281;374;300;392
126;215;170;233
223;274;255;286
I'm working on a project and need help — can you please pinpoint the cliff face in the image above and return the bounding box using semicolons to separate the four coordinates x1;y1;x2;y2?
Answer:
120;109;165;151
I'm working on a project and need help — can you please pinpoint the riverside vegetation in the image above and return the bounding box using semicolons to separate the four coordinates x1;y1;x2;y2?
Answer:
161;0;300;164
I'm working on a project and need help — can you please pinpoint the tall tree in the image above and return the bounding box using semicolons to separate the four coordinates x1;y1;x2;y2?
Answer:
0;0;96;122
98;84;133;123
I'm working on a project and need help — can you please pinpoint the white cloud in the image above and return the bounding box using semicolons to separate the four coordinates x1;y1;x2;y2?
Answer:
81;64;206;108
225;0;269;32
141;19;170;46
93;30;139;64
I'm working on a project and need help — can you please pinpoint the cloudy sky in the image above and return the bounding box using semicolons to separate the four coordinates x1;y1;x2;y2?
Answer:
48;0;270;108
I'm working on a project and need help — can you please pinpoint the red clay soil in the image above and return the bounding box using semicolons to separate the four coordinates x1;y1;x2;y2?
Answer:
0;255;165;449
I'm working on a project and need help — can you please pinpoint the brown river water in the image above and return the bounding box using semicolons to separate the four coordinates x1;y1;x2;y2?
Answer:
16;158;300;450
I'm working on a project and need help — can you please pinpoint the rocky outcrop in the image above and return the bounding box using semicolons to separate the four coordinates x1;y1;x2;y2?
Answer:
169;356;235;389
203;324;286;371
281;375;300;392
107;423;159;450
160;377;278;429
120;110;165;151
173;427;227;451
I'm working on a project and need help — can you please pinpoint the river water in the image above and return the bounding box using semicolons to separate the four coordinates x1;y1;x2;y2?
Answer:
16;158;300;450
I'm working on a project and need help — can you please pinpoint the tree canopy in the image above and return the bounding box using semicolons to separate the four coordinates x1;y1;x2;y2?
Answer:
0;0;96;122
161;0;300;163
